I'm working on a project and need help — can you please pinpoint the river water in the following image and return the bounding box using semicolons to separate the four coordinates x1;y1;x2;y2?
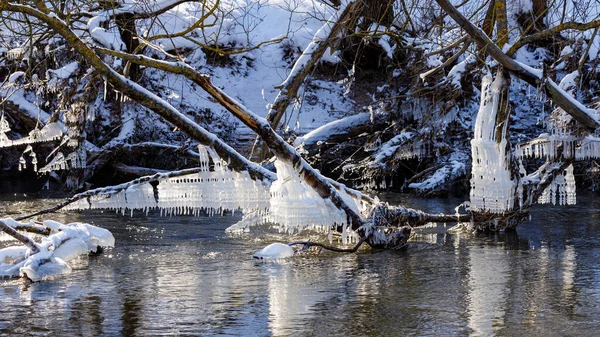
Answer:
0;193;599;336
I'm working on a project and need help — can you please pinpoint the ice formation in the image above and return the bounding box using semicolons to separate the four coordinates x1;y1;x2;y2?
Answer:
269;159;361;244
470;74;516;213
538;164;576;206
65;145;271;217
0;115;84;173
514;131;600;161
63;144;364;243
0;219;114;281
0;121;63;148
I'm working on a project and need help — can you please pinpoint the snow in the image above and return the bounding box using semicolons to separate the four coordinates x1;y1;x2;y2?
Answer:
409;152;467;191
293;112;372;147
138;0;351;137
559;70;579;94
446;55;474;88
560;45;573;57
548;79;600;124
372;131;417;164
48;61;79;79
278;2;345;89
253;242;294;259
378;34;395;59
0;219;114;281
87;13;126;50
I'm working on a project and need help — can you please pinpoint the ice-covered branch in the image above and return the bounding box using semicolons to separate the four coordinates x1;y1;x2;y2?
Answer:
435;0;600;131
15;167;209;221
90;47;369;232
419;37;471;81
507;20;600;57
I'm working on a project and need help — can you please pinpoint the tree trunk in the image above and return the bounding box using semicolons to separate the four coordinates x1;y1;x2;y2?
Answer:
115;13;141;81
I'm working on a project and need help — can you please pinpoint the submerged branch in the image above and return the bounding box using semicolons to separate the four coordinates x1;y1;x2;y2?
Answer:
288;236;367;253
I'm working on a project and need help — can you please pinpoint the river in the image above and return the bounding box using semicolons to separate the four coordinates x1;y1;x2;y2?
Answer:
1;193;599;336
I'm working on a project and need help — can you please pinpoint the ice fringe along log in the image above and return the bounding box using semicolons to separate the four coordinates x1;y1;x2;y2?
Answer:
65;145;271;217
516;134;600;161
0;121;63;148
470;73;516;213
0;219;114;281
64;145;362;243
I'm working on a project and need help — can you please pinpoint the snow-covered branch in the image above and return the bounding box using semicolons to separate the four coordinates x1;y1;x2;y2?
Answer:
435;0;600;131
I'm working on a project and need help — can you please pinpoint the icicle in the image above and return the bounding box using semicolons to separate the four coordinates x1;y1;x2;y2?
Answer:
565;164;576;205
39;153;66;173
555;173;566;205
31;151;37;172
7;47;24;60
0;114;10;134
18;155;25;171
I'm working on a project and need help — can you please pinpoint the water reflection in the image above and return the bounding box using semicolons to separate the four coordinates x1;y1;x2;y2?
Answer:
0;195;600;336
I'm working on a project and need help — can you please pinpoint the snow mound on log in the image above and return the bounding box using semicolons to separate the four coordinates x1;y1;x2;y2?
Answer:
253;243;294;260
0;219;114;281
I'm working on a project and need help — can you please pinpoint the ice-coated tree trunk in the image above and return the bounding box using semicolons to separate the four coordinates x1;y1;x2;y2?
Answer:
469;70;516;219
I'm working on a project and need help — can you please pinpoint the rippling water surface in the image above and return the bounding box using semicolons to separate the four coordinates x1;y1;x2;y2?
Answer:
1;192;599;336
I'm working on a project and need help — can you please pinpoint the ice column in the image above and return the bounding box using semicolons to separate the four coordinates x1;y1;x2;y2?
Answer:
470;74;516;213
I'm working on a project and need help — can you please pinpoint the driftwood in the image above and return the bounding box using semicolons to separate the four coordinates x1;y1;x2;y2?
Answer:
289;236;368;253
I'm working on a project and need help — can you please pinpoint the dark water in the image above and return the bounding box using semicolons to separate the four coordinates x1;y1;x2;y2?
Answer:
1;193;599;336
